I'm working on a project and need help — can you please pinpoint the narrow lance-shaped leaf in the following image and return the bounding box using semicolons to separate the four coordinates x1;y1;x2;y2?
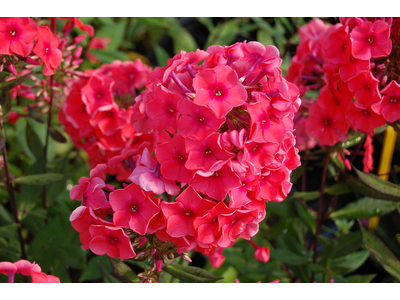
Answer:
330;197;399;219
49;127;67;143
163;264;223;283
346;178;400;202
359;222;400;281
110;259;137;283
0;75;29;90
0;90;12;117
13;173;67;186
354;167;400;201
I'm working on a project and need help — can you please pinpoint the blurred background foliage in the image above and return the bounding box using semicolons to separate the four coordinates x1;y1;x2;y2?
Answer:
1;17;400;283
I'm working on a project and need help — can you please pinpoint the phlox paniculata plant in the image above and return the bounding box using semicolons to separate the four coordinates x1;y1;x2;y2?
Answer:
68;41;301;282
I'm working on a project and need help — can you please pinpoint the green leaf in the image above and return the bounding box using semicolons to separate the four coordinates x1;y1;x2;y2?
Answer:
0;203;14;226
270;249;312;266
354;167;400;201
89;49;130;64
291;191;320;200
346;178;400;201
13;173;67;186
346;274;376;283
171;24;198;54
0;90;12;117
360;223;400;281
294;201;316;233
163;264;223;283
49;127;67;143
110;259;137;283
331;197;399;219
0;75;29;90
330;250;369;274
25;120;43;160
0;223;19;238
0;136;4;151
325;181;352;195
79;256;113;282
257;30;274;47
27;105;46;123
153;44;170;67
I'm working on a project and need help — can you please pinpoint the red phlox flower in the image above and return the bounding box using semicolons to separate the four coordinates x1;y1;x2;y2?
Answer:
31;272;60;283
185;133;235;172
86;36;111;63
178;97;225;140
190;161;241;201
33;26;62;76
325;25;352;64
129;147;179;195
373;80;400;122
193;65;248;119
351;20;392;60
346;102;385;136
256;167;291;202
347;71;381;107
305;101;349;146
109;183;160;235
89;225;136;260
207;247;225;268
0;17;38;57
338;56;370;82
155;134;196;183
160;186;215;238
69;206;113;249
81;73;115;116
60;17;94;36
90;104;129;136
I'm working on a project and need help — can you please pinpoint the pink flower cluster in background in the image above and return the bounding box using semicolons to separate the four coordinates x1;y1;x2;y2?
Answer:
0;260;60;283
287;17;400;148
69;41;301;269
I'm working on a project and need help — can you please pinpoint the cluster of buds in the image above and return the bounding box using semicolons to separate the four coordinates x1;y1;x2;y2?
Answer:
287;18;400;150
58;59;152;180
0;260;60;283
68;41;301;270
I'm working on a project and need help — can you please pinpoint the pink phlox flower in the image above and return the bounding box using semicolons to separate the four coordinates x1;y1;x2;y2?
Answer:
69;176;109;210
89;225;136;260
203;45;227;68
69;206;113;249
178;97;226;140
190;161;241;201
351;20;392;60
346;102;385;136
33;26;62;76
160;186;215;238
31;272;60;283
129;147;179;195
193;65;248;119
60;17;94;37
81;73;115;115
0;17;38;57
145;83;182;133
109;183;160;235
155;229;197;254
155;134;196;183
243;140;280;171
248;240;270;263
185;133;235;172
247;92;286;144
325;25;352;64
373;80;400;122
90;103;130;136
217;209;259;248
207;247;225;268
256;167;290;202
220;129;247;151
86;36;111;63
14;260;41;276
347;71;381;107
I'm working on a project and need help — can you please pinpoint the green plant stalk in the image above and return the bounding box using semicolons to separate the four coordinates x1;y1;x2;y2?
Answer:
42;75;54;211
0;113;27;259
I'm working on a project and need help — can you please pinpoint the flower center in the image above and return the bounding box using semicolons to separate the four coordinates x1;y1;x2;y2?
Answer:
367;38;374;44
10;31;16;36
199;116;205;122
363;110;370;116
215;91;222;96
205;149;212;154
131;206;138;212
109;237;118;244
185;211;191;216
390;98;398;103
324;118;332;126
45;48;49;53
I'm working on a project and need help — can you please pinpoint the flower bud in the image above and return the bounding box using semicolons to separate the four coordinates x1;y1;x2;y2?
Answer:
254;246;270;263
155;260;163;272
139;237;147;247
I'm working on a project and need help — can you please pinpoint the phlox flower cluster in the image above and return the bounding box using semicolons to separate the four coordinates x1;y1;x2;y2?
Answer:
69;41;301;273
0;260;60;283
59;59;152;180
287;17;400;149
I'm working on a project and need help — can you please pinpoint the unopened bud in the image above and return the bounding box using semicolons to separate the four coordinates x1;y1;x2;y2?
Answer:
19;69;31;76
25;57;41;66
181;253;192;263
59;39;67;51
155;260;163;272
73;46;83;59
8;63;17;76
66;45;76;52
73;34;86;44
135;250;148;258
139;237;147;247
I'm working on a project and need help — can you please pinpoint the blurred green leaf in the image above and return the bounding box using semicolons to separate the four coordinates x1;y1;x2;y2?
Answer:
360;223;400;281
257;30;274;47
171;23;198;54
0;90;11;117
291;191;320;200
346;178;400;201
163;264;223;283
110;259;137;283
294;201;316;233
346;274;376;283
80;256;113;282
25;120;43;160
49;127;67;143
0;75;29;90
331;197;399;219
353;167;400;201
330;250;369;274
96;19;127;50
325;181;352;195
270;249;312;266
27;106;45;123
14;173;67;186
338;133;364;149
206;18;239;48
90;49;130;64
153;44;170;67
0;203;14;226
0;223;19;238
